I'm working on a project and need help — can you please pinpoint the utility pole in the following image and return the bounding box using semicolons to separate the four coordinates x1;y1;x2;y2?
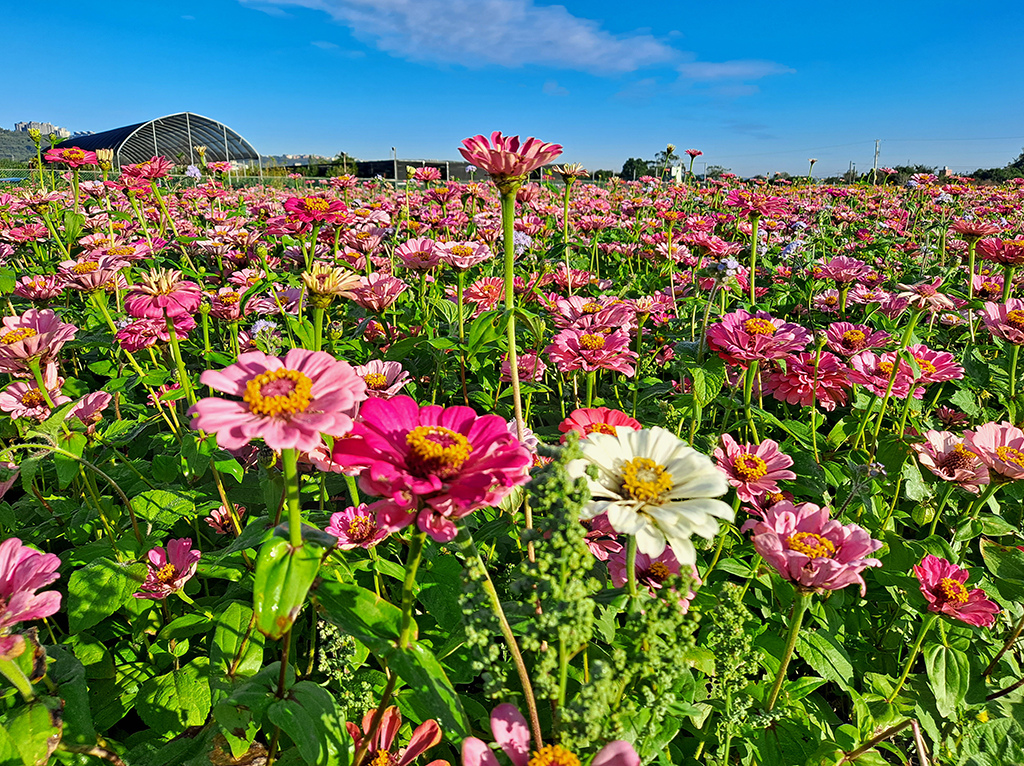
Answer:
392;147;397;189
872;139;880;185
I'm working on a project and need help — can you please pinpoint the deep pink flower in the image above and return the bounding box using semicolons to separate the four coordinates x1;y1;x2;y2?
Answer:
501;351;548;383
964;421;1024;481
705;309;810;367
981;299;1024;345
902;344;964;385
462;704;638;766
189;349;367;452
950;219;1002;241
913;554;999;627
743;501;882;595
0;538;61;659
135;538;201;600
0;309;77;374
116;317;194;352
977;237;1024;266
458;132;563;180
582;514;623;561
121;156;174;180
329;396;532;542
848;350;922;400
347;706;444;766
354;360;411;399
558;407;641;441
714;434;796;503
546;328;637;376
764;351;851;411
607;545;699;600
69;391;112;429
44;146;98;168
824;322;890;356
206;504;245;535
283;194;347;223
326;502;390;550
896;277;956;313
912;430;989;494
125;268;203;320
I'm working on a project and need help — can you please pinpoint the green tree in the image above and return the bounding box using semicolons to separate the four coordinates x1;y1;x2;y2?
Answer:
705;165;730;179
619;158;652;180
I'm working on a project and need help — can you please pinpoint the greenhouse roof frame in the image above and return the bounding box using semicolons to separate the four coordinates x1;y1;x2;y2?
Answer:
53;112;261;170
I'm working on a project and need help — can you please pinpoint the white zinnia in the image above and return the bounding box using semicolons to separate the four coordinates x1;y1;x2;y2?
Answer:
570;426;733;565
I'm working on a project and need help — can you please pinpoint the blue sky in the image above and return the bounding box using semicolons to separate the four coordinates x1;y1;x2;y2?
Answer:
6;0;1024;177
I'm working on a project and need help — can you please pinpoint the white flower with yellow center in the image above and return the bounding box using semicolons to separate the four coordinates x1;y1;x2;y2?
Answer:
570;427;733;565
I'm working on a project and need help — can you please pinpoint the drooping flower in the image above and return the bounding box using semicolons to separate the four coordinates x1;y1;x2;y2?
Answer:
824;322;890;356
0;309;78;374
913;554;999;627
965;421;1024;481
558;407;641;441
742;501;882;595
69;391;113;429
325;502;391;550
714;434;796;503
705;309;810;367
189;349;367;452
329;396;533;542
135;539;201;600
458;132;563;182
0;538;61;659
206;505;245;535
462;704;638;766
569;427;733;565
912;430;989;494
125;268;203;320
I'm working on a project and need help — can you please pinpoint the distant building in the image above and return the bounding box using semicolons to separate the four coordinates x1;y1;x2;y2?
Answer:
14;121;70;138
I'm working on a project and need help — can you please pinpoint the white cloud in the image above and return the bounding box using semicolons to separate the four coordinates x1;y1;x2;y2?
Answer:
543;80;569;96
240;0;676;73
181;14;196;20
677;59;795;82
312;40;339;48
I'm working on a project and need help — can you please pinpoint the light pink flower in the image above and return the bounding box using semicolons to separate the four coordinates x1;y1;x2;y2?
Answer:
135;538;201;600
69;391;112;429
395;238;441;271
437;240;493;271
354;360;411;399
458;132;563;180
965;421;1024;481
848;351;922;400
0;537;61;659
0;364;70;420
980;299;1024;345
500;351;547;383
705;309;810;367
914;554;999;627
714;434;796;503
13;275;64;301
742;501;882;596
824;322;890;356
819;256;870;284
329;396;532;542
896;277;956;313
582;514;622;561
326;502;391;550
189;349;367;452
206;504;245;535
351;273;408;313
0;309;77;374
912;431;989;494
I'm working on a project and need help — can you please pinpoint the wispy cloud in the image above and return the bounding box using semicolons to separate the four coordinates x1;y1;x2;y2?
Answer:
311;40;339;49
240;0;676;73
677;59;795;82
543;80;569;96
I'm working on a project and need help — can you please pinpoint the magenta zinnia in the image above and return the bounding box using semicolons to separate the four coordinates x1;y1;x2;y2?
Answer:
913;554;999;627
714;434;796;504
135;539;201;600
458;132;563;181
705;309;810;367
189;349;367;451
0;537;61;659
329;396;532;542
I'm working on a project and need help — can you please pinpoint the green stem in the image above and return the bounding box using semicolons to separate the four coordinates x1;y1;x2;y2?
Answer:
749;215;760;304
1004;265;1017;302
967;240;977;300
927;483;956;537
313;306;324;352
766;589;813;711
281;449;303;549
500;190;526;443
1010;343;1020;410
0;658;35;701
586;370;596;409
743;360;761;443
966;482;999;520
165;314;196;407
886;613;938;703
399;529;427;649
626;536;638;598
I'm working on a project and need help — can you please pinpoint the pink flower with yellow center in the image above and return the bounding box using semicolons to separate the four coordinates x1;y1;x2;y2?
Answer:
705;309;810;367
912;430;989;494
189;349;367;452
283;194;347;223
329;396;532;542
458;132;563;181
913;554;999;627
981;299;1024;345
44;146;98;168
353;359;410;400
546;328;637;376
742;501;882;596
326;503;391;550
977;237;1024;266
437;240;492;270
763;351;851;411
824;322;890;356
558;407;641;442
125;268;202;320
0;309;78;375
714;434;796;503
965;421;1024;481
135;539;201;600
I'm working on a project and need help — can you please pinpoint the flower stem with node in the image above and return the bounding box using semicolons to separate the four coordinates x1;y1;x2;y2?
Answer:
626;536;638;598
281;448;303;549
748;215;761;304
743;360;761;443
1004;265;1017;302
399;529;426;649
966;482;999;521
766;588;813;711
886;612;938;702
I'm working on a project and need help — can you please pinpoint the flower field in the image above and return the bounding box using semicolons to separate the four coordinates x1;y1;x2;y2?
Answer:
0;133;1022;766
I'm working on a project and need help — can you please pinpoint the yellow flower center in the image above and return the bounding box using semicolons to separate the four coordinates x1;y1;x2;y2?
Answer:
581;302;603;314
743;318;776;336
220;292;240;305
841;329;866;349
527;745;581;766
580;333;606;350
347;515;375;541
369;751;392;766
585;422;617;436
766;491;785;505
824;295;839;306
1;328;37;344
107;246;135;256
449;244;473;257
621;457;673;503
1007;309;1024;330
878;361;895;375
996;445;1024;469
647;561;672;582
20;389;45;407
734;453;768;481
243;369;313;417
156;563;178;583
938;577;969;604
405;425;473;478
942;443;976;471
787;531;836;559
914;357;937;376
363;372;389;390
72;262;100;274
302;197;330;213
65;149;85;161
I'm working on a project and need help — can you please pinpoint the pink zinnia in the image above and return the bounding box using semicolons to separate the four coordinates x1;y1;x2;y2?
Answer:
714;434;796;503
44;146;98;168
964;421;1024;481
848;350;922;400
558;407;641;441
819;256;870;285
896;277;956;313
354;360;410;399
913;554;999;627
329;396;532;542
742;501;882;595
125;268;203;320
977;237;1024;266
121;156;174;180
135;538;201;600
912;430;989;494
546;328;637;376
0;364;70;421
437;241;492;271
980;299;1024;345
13;275;64;302
395;238;441;271
206;504;245;535
0;309;78;374
189;349;367;451
764;351;851;411
347;706;444;766
458;132;563;180
705;309;810;367
824;322;890;356
283;194;347;223
0;537;61;659
326;503;391;550
351;273;408;313
904;344;964;385
500;351;547;383
69;391;113;429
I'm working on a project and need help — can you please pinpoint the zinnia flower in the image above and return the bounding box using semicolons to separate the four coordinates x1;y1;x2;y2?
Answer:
329;396;533;542
824;322;890;356
347;706;445;766
742;501;882;595
714;434;796;503
458;132;563;182
912;431;989;494
981;299;1024;345
0;309;78;375
0;537;61;659
125;268;203;320
189;349;367;452
354;360;411;399
913;554;999;627
965;421;1024;481
546;328;637;376
558;407;641;441
44;146;98;168
284;194;347;223
705;309;810;367
206;505;245;535
763;351;851;411
569;427;733;565
325;503;391;550
135;539;201;600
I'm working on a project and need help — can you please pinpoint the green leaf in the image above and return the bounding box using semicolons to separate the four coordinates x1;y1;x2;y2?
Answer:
266;681;349;766
418;555;463;627
0;724;20;764
46;646;96;746
132;489;196;528
980;538;1024;585
390;642;471;740
210;602;265;689
1;700;61;766
213;663;284;760
253;536;322;640
66;559;147;633
925;643;969;718
54;433;87;489
797;629;854;692
901;459;930;502
315;580;403;656
212;452;244;484
135;660;212;736
159;613;213;641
